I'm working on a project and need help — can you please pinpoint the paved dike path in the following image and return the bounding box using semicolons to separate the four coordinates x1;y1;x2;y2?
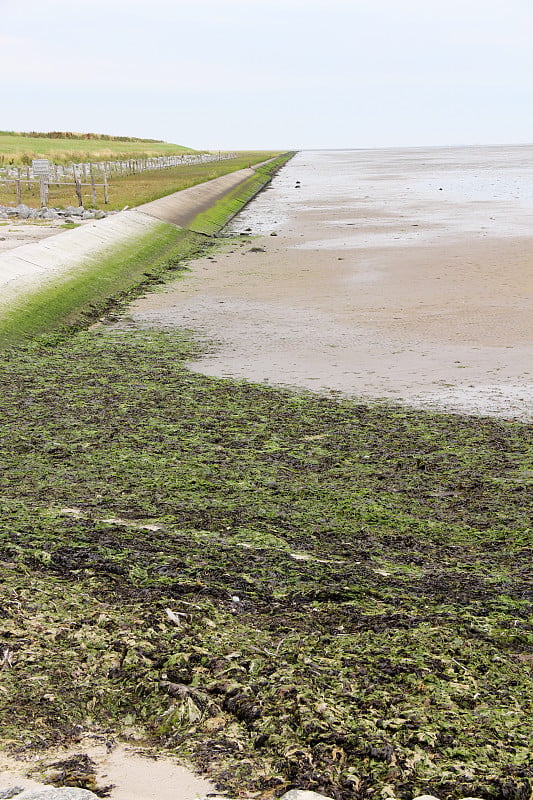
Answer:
0;166;257;314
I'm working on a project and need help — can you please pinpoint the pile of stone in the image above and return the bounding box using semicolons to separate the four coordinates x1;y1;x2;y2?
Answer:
0;204;116;222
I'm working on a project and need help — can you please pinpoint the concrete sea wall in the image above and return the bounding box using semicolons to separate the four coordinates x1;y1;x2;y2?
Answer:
0;159;292;338
0;166;255;312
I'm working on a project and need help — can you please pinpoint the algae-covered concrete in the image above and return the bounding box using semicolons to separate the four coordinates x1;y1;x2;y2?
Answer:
0;166;257;314
139;166;255;227
0;212;159;311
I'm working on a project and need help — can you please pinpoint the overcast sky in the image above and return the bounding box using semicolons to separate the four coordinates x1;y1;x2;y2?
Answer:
1;0;532;150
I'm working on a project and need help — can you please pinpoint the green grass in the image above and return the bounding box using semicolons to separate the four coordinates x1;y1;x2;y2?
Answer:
101;152;285;211
0;132;193;165
0;327;531;800
0;152;285;210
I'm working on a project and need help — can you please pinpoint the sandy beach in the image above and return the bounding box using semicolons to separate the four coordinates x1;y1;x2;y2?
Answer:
124;146;533;420
0;742;215;800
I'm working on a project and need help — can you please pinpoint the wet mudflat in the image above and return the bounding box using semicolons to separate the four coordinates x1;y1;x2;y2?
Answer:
0;328;532;799
128;146;533;420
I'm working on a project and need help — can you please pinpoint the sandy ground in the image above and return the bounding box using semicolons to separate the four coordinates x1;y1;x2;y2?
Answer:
0;220;81;252
0;741;217;800
124;146;533;420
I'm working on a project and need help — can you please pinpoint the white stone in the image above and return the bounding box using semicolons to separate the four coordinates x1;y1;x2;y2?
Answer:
16;204;30;219
412;796;441;800
13;789;99;800
279;791;335;800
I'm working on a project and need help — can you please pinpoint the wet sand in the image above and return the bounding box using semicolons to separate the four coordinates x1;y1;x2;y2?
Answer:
125;146;533;420
0;742;216;800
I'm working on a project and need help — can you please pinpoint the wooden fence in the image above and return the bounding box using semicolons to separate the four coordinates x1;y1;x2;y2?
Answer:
2;173;108;207
3;178;107;207
0;151;236;208
0;152;236;183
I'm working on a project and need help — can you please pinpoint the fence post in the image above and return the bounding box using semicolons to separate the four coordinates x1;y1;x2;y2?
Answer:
104;172;109;204
16;168;22;204
39;177;48;207
74;175;83;206
90;163;97;206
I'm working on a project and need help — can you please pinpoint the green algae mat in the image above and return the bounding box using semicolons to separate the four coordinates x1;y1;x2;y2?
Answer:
0;328;532;800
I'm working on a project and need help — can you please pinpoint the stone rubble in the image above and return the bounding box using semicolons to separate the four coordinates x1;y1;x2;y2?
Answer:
0;204;116;222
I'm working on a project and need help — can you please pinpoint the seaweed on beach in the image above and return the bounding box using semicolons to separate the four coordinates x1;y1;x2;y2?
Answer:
0;329;532;799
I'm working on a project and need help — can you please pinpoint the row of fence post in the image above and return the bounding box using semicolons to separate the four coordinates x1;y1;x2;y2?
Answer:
2;174;109;207
0;152;237;183
1;152;234;208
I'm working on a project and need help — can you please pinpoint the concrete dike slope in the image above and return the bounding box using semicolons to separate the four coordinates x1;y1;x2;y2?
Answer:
139;165;257;229
0;210;160;310
0;158;291;339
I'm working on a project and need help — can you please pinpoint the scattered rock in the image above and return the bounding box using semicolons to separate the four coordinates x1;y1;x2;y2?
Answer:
0;789;25;799
0;205;114;222
248;247;266;253
270;231;278;236
16;204;31;219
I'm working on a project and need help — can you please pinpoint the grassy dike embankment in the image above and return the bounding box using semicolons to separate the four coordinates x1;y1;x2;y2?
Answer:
0;131;194;166
0;143;285;210
0;152;532;800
